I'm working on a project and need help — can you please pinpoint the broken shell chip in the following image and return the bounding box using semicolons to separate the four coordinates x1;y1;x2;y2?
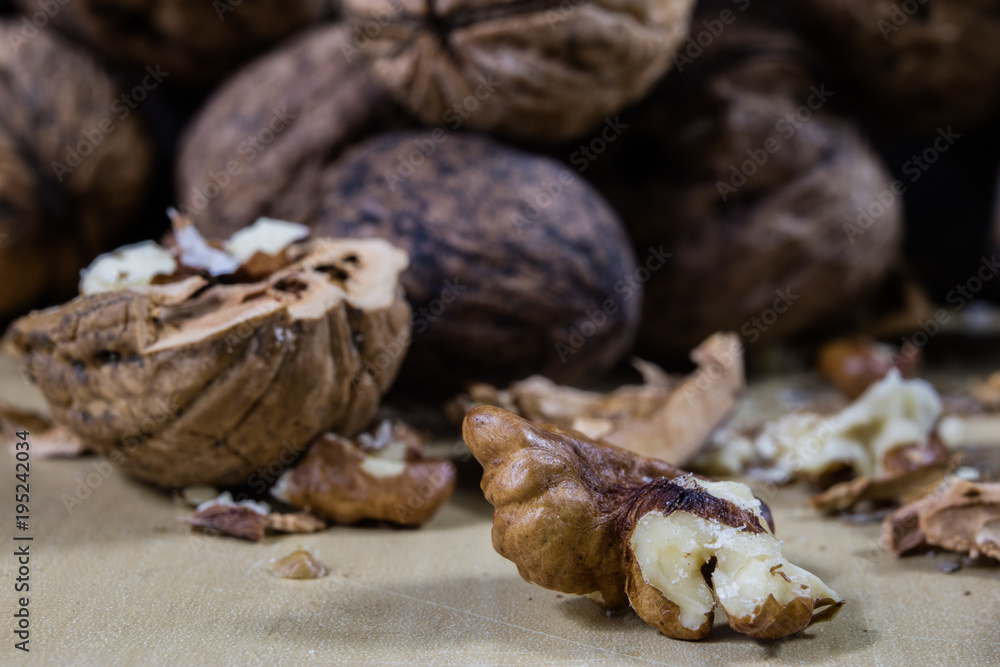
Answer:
271;549;326;579
273;421;456;527
7;237;411;488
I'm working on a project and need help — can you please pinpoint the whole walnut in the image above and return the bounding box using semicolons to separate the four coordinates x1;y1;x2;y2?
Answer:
177;24;409;233
13;0;329;87
787;0;1000;130
0;19;154;321
584;4;902;356
190;130;640;392
341;0;696;143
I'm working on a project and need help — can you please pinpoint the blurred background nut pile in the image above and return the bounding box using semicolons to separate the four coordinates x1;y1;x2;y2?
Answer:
1;0;1000;395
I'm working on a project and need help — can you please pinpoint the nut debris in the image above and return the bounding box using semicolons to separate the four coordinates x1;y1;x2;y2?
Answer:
462;406;844;640
271;549;326;580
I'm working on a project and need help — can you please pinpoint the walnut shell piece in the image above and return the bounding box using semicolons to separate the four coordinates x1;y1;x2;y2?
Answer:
344;0;695;143
462;406;844;640
275;422;456;526
818;337;921;400
271;549;327;579
5;238;411;488
0;19;154;320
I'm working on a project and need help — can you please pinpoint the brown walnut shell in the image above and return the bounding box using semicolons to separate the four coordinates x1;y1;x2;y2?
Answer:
14;0;329;87
343;0;696;143
177;23;410;234
585;9;902;356
4;238;411;488
0;19;153;321
788;0;1000;130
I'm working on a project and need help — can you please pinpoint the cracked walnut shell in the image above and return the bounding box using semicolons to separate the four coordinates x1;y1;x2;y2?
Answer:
343;0;696;142
4;238;411;488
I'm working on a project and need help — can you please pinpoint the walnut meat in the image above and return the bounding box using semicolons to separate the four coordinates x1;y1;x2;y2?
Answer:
0;19;154;320
788;0;1000;130
5;238;411;488
189;130;641;391
14;0;329;87
585;7;902;355
343;0;695;142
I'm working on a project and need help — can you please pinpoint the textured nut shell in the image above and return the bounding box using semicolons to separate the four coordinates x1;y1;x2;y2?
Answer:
14;0;328;86
588;21;901;355
345;0;695;142
918;479;1000;560
788;0;1000;130
5;239;411;488
281;431;456;526
311;131;640;390
177;24;407;233
463;405;684;609
0;20;153;320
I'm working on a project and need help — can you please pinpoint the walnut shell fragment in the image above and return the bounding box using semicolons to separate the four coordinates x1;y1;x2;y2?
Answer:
462;406;844;640
882;477;1000;561
5;238;411;488
452;332;743;465
344;0;695;143
274;421;456;526
271;549;327;579
184;494;326;542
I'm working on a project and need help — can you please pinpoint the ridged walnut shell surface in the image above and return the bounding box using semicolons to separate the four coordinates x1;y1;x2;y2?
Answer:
14;0;328;87
0;19;153;320
4;239;411;488
177;24;409;234
314;131;641;391
343;0;695;142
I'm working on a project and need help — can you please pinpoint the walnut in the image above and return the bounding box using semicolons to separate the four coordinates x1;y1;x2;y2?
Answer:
184;493;326;541
818;337;921;400
188;130;641;391
13;0;330;87
0;19;153;320
450;332;743;465
5;235;411;488
343;0;695;143
273;421;456;526
584;5;902;355
462;406;843;640
788;0;1000;130
177;24;411;235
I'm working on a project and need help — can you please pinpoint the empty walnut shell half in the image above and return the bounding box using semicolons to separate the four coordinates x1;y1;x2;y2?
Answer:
343;0;696;142
4;238;411;488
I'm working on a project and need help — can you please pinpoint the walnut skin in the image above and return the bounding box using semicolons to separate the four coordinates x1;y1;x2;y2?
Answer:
5;238;411;488
0;19;153;321
463;406;844;640
14;0;329;87
584;5;901;355
177;24;410;234
275;422;456;526
343;0;695;143
191;130;640;391
818;337;921;400
788;0;1000;130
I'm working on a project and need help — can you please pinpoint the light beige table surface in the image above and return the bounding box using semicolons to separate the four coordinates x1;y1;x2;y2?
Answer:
1;354;998;666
